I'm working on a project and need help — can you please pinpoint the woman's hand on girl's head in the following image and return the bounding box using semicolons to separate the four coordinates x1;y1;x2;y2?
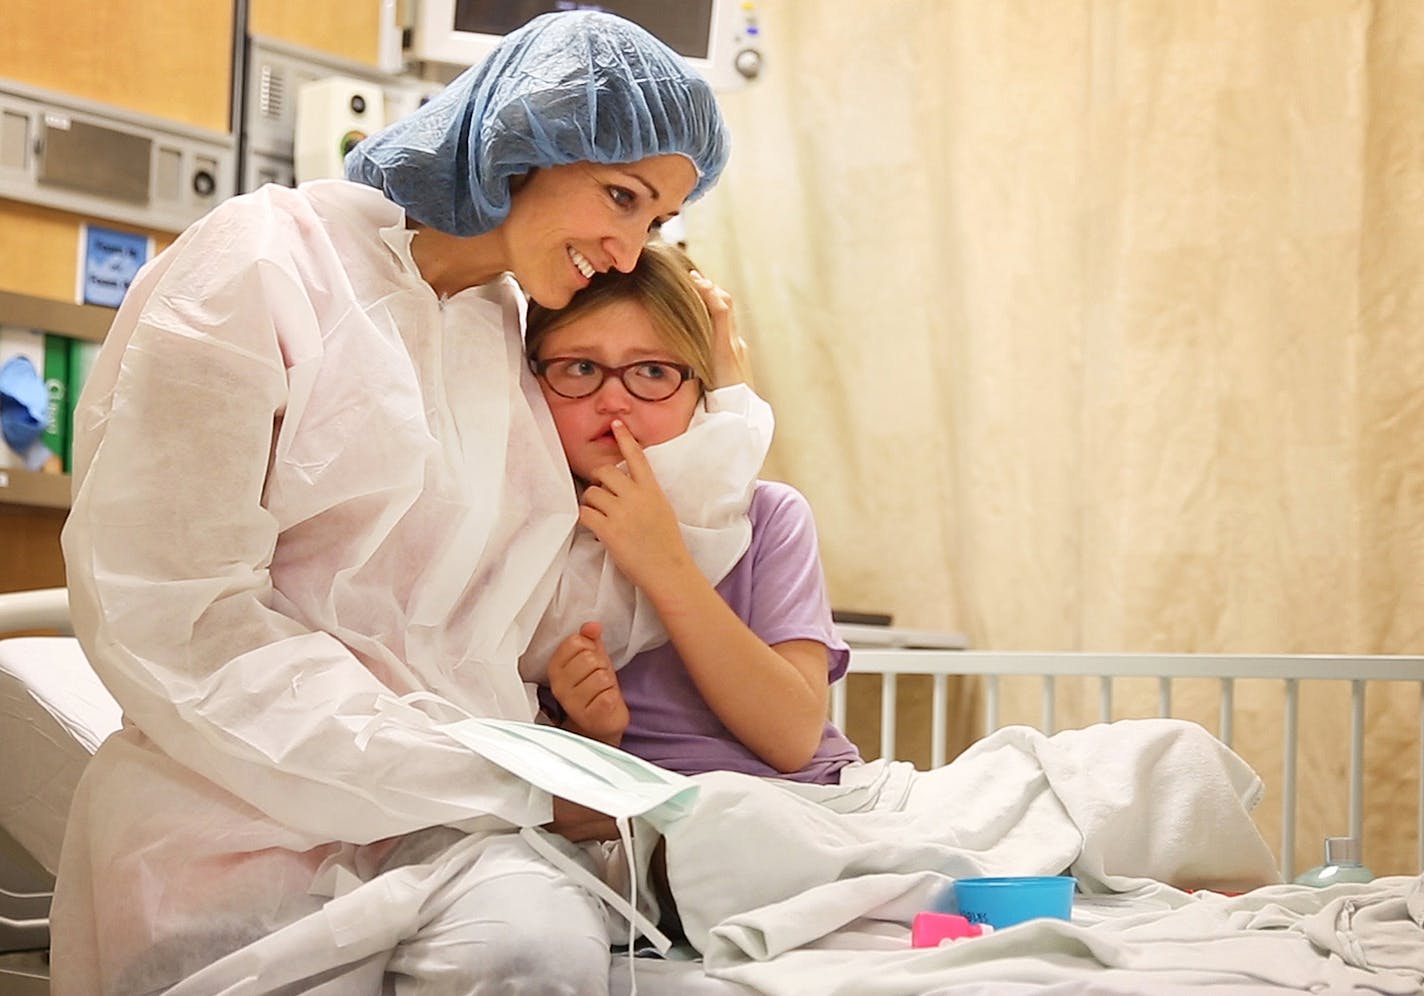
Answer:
690;269;749;388
547;621;628;746
579;421;698;593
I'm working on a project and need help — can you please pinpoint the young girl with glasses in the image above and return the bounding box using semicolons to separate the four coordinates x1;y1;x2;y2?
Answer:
524;241;862;783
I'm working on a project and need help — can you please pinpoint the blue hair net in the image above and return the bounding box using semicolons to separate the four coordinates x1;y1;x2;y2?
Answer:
346;10;730;236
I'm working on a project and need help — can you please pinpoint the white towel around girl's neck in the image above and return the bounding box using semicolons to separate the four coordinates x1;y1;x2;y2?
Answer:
520;383;774;682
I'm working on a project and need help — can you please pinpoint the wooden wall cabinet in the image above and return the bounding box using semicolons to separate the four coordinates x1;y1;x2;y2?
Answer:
0;2;235;134
250;0;389;69
0;289;111;509
0;290;112;593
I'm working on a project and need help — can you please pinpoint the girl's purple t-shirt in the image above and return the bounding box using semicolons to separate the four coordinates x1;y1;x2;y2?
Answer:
605;480;861;784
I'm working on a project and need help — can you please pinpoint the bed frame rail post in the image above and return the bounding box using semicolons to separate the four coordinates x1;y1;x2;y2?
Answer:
880;673;898;762
1350;680;1365;852
1283;678;1300;880
931;675;948;768
1219;678;1234;748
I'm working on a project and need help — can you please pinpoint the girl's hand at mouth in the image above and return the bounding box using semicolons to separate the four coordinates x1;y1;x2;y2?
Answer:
577;420;698;592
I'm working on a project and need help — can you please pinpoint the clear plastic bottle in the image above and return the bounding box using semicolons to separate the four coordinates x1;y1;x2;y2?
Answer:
1293;836;1375;887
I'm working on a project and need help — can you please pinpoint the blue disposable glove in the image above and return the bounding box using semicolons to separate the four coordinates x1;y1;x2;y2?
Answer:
0;355;48;455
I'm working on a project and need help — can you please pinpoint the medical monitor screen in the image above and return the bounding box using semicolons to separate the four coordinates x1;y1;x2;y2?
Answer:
453;1;716;60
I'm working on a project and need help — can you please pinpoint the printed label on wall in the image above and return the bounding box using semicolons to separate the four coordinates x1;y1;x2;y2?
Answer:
78;224;153;308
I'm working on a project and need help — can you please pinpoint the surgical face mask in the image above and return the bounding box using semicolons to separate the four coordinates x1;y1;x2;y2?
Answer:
438;717;700;961
437;717;698;828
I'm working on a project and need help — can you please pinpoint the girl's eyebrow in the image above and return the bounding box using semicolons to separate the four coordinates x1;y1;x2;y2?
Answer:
551;347;680;359
546;343;683;362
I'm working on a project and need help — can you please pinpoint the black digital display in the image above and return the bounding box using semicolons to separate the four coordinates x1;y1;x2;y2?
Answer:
453;0;716;59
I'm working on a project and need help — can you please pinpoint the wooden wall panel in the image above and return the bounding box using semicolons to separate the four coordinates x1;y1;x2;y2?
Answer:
0;200;85;303
0;1;234;133
250;0;384;68
0;504;66;594
0;200;174;305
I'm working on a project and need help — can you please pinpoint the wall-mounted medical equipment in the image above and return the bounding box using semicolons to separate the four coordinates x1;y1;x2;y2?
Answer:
243;36;440;193
293;77;387;183
411;0;764;92
0;80;234;234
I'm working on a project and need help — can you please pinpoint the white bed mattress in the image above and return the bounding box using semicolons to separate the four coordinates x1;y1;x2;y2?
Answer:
0;637;120;876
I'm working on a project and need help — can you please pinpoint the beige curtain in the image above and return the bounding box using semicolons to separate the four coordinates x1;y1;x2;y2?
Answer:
686;0;1424;875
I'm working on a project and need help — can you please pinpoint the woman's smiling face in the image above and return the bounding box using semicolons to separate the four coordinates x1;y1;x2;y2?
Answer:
500;156;699;309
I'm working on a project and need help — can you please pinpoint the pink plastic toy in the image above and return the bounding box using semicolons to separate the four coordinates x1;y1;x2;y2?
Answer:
911;911;992;947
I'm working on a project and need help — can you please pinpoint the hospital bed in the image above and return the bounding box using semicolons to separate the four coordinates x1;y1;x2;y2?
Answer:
2;586;1422;994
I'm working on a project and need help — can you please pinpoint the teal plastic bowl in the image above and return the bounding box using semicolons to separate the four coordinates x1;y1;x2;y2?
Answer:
952;876;1074;929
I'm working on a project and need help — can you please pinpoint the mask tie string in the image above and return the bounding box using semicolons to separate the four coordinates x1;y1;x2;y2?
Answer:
619;815;640;996
518;819;672;954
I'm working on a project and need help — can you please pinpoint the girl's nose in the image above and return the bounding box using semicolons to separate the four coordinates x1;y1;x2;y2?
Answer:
593;377;634;412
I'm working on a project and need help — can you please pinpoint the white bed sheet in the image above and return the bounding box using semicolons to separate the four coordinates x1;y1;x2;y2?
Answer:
653;725;1424;995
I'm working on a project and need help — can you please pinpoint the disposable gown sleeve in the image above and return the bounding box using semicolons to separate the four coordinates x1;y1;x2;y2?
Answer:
62;210;549;844
520;385;774;680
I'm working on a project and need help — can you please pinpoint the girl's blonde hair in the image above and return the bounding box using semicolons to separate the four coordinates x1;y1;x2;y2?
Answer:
525;240;716;390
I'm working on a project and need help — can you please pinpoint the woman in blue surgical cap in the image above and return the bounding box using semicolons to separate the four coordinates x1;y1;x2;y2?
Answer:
52;12;729;995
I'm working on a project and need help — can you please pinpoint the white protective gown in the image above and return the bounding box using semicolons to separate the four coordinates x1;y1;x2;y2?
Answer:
52;179;766;994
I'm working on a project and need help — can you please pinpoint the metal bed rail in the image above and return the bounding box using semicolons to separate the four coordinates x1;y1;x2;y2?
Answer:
836;650;1424;878
0;588;71;636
